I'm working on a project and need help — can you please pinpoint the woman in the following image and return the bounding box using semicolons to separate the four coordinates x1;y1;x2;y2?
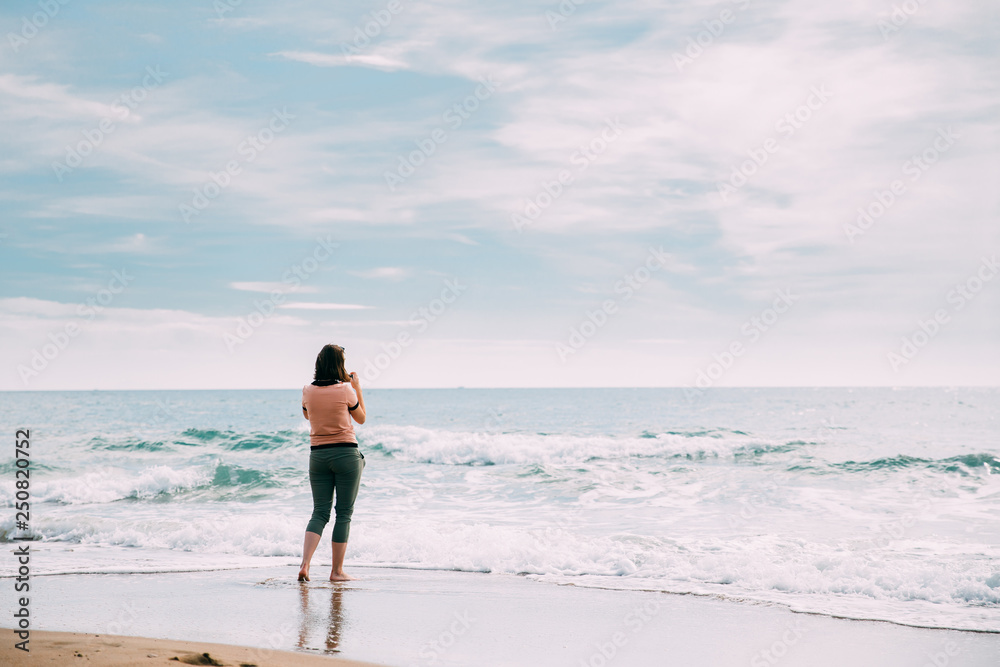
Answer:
297;344;367;582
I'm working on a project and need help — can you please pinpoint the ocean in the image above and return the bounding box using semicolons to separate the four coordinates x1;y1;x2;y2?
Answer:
2;388;998;633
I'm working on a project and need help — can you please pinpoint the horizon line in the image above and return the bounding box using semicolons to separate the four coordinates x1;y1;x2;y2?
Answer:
1;385;998;392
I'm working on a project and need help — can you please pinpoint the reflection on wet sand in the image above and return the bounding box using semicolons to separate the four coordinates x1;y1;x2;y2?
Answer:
297;583;347;655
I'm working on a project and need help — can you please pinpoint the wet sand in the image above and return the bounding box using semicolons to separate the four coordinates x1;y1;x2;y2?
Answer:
3;564;999;666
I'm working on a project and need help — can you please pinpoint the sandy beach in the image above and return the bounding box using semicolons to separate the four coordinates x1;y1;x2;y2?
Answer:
3;563;999;666
0;630;385;666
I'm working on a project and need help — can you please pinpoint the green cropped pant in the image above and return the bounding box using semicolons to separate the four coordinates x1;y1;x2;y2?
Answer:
306;447;365;543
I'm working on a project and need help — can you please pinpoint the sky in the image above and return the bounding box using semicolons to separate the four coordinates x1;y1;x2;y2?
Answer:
0;0;997;390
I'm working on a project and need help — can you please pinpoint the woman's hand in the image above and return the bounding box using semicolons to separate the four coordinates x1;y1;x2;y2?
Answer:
348;372;366;424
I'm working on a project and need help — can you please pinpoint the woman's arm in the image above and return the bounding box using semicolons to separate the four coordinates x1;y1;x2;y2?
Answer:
348;372;366;424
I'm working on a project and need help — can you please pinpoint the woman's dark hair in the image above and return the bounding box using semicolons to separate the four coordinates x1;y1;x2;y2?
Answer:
314;344;350;383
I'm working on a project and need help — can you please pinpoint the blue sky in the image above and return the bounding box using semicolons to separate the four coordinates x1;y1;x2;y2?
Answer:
0;0;997;390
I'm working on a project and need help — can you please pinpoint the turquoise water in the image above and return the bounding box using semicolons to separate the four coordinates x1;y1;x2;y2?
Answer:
1;388;998;631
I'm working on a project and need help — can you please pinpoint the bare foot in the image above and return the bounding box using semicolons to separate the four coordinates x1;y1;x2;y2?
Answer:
297;566;310;582
329;571;356;582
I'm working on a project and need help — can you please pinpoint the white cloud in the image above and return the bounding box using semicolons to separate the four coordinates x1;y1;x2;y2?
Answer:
229;282;319;294
0;74;133;122
319;320;414;327
279;302;375;310
348;267;409;280
15;232;164;256
304;207;374;223
0;298;79;319
209;16;270;29
270;50;410;71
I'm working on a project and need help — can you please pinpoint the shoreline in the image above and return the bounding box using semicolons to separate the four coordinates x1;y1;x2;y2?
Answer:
540;578;1000;635
20;562;1000;636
